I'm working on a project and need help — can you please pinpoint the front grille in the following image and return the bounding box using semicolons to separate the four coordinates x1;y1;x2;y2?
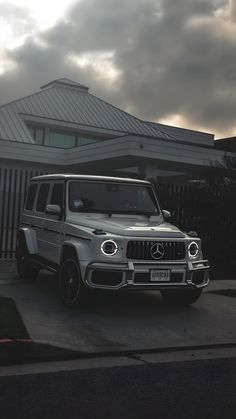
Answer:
134;272;184;283
126;241;186;261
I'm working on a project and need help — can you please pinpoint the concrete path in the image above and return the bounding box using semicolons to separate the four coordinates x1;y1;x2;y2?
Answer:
0;262;236;353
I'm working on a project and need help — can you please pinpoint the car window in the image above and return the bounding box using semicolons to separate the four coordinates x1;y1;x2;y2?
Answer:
50;183;64;207
69;181;159;215
25;183;38;211
36;183;50;212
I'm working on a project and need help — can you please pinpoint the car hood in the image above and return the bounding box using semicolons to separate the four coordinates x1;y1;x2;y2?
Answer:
66;214;185;238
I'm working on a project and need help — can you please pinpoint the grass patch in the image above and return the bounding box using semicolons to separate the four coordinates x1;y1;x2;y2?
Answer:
207;289;236;299
0;296;29;339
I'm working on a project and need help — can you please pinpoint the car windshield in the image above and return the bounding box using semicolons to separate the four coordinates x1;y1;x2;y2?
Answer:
68;181;160;215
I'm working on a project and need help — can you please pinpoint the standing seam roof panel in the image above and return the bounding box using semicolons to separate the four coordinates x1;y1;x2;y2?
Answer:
88;95;129;131
60;90;97;126
1;108;25;142
23;95;47;116
80;93;119;129
85;94;133;132
48;89;93;125
48;89;81;124
89;93;156;136
88;94;131;131
37;89;66;119
68;90;109;127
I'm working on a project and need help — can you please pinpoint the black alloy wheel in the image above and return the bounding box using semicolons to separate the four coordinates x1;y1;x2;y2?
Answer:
58;258;85;307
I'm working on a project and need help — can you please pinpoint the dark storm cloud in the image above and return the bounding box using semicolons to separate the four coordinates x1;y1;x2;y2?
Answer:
1;0;236;136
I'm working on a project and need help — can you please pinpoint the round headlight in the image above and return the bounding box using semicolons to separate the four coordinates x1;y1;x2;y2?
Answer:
188;241;199;258
101;240;118;256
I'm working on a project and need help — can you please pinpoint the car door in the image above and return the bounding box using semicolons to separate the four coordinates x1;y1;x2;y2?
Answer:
34;182;51;259
41;182;64;264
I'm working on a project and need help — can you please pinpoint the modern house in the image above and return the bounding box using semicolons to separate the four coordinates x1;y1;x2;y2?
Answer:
215;137;236;153
0;77;233;258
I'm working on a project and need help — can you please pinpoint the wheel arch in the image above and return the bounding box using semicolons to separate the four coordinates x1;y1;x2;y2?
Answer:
59;241;89;282
60;243;79;263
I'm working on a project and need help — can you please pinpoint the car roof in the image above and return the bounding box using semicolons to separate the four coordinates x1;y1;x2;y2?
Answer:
30;174;151;185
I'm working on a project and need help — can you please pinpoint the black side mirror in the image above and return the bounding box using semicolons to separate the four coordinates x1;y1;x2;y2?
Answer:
162;209;171;219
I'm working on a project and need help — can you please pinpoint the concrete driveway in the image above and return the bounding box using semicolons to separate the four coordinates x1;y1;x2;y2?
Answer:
0;263;236;353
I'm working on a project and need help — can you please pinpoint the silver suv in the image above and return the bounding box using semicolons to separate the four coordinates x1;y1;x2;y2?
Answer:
16;174;210;306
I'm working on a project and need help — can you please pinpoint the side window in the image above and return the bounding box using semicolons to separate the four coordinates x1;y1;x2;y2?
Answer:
25;183;38;211
50;183;64;208
36;183;50;212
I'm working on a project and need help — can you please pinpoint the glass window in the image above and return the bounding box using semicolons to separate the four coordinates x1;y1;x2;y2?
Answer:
36;183;50;212
25;184;38;211
35;127;44;145
69;181;160;215
48;130;76;148
27;125;44;145
50;183;64;208
77;136;99;146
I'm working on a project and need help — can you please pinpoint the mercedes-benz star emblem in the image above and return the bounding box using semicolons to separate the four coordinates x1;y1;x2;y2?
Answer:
150;242;165;260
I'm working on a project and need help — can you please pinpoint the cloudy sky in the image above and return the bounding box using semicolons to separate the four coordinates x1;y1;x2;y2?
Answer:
0;0;236;138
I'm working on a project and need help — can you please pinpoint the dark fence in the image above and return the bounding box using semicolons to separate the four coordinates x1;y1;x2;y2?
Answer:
0;167;46;259
155;182;236;275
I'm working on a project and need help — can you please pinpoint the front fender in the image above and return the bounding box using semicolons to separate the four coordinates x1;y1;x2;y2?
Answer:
60;239;91;262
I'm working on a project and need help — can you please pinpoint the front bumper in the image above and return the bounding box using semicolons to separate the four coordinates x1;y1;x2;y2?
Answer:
84;260;210;291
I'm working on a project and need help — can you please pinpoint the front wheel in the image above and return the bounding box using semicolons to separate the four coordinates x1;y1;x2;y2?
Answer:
58;258;87;307
160;288;203;306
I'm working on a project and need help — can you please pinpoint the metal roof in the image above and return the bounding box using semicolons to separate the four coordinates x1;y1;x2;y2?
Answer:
40;78;89;91
31;173;150;184
146;121;214;147
0;78;171;143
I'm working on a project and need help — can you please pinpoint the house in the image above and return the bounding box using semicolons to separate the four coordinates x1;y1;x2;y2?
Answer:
215;137;236;153
0;77;232;258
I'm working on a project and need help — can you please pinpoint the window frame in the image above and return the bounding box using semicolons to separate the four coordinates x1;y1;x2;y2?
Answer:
27;124;45;145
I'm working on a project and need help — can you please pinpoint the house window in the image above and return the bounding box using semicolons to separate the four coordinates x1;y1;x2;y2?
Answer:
27;123;101;148
48;130;76;148
77;136;99;146
27;125;45;145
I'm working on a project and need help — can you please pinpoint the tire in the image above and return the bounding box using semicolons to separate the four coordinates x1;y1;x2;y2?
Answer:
58;257;86;307
16;235;39;280
160;288;203;306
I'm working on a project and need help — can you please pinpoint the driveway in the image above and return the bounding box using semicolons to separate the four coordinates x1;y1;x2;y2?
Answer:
0;263;236;354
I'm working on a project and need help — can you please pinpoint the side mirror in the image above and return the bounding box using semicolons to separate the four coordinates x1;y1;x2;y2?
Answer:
162;209;171;219
45;204;62;216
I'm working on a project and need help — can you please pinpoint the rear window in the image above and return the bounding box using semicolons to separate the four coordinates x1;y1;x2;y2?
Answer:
25;183;38;211
36;183;50;212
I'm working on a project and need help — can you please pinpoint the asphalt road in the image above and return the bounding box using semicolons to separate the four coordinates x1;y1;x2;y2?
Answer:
0;356;236;419
0;273;236;353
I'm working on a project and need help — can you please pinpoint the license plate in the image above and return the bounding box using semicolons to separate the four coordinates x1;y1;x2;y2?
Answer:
150;269;170;282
